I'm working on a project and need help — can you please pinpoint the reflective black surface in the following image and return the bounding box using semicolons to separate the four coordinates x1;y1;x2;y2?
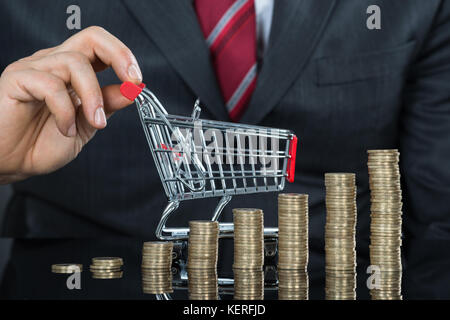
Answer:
0;237;449;300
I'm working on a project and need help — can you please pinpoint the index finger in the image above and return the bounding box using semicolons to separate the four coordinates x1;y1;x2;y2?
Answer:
57;26;143;84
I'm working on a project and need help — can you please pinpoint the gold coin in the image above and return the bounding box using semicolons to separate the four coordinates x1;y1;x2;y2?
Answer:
91;257;123;267
92;271;123;279
51;264;83;274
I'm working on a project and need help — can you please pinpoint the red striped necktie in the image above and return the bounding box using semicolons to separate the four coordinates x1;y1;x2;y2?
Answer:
195;0;258;122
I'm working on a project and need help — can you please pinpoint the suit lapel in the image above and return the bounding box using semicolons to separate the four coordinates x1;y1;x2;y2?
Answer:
241;0;337;124
122;0;228;120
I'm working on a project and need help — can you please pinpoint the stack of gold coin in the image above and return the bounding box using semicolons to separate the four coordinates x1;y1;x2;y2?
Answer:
90;257;123;279
187;221;219;269
187;221;219;300
368;149;403;300
188;268;219;300
233;268;264;300
278;193;309;300
233;208;264;269
233;208;264;300
278;269;309;300
51;264;83;274
142;241;173;294
324;173;357;300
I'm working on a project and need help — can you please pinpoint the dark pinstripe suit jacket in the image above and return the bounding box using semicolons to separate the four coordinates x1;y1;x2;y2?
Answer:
1;0;450;250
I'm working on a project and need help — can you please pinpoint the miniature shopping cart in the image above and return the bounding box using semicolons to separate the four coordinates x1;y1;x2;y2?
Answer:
120;82;298;240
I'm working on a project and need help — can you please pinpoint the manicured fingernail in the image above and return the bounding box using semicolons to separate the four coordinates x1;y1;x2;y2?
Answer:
68;123;77;137
128;64;142;82
94;106;107;128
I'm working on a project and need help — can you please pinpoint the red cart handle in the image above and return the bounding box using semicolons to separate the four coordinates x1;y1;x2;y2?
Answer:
120;81;146;101
286;135;298;183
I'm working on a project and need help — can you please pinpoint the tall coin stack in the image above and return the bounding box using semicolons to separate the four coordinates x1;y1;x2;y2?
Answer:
187;221;219;300
324;173;357;300
233;208;264;300
90;257;123;279
141;242;173;294
278;193;309;300
368;149;403;300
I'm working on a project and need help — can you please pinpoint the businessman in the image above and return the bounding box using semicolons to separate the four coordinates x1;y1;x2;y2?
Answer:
0;0;450;298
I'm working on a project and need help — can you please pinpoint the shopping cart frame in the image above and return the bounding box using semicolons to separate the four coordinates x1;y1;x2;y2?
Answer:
121;82;298;240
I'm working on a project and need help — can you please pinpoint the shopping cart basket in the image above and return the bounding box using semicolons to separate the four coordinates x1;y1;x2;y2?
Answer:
121;82;298;240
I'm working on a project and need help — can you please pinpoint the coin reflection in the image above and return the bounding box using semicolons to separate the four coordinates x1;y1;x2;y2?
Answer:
188;268;218;300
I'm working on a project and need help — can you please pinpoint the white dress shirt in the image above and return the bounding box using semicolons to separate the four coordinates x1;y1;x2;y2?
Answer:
255;0;274;57
192;0;274;58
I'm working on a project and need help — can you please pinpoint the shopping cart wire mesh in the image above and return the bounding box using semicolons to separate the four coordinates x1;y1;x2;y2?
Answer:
121;82;298;240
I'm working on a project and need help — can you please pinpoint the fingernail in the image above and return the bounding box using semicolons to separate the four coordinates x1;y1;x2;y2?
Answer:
95;106;107;128
128;63;142;82
68;123;77;137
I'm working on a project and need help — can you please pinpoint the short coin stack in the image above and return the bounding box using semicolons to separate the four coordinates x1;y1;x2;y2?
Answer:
368;149;403;300
324;173;357;300
90;257;123;279
187;221;219;269
278;193;309;300
141;242;173;294
233;208;264;300
187;221;219;300
51;264;83;274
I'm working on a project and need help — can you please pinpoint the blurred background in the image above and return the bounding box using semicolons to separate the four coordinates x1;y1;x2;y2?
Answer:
0;186;13;283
